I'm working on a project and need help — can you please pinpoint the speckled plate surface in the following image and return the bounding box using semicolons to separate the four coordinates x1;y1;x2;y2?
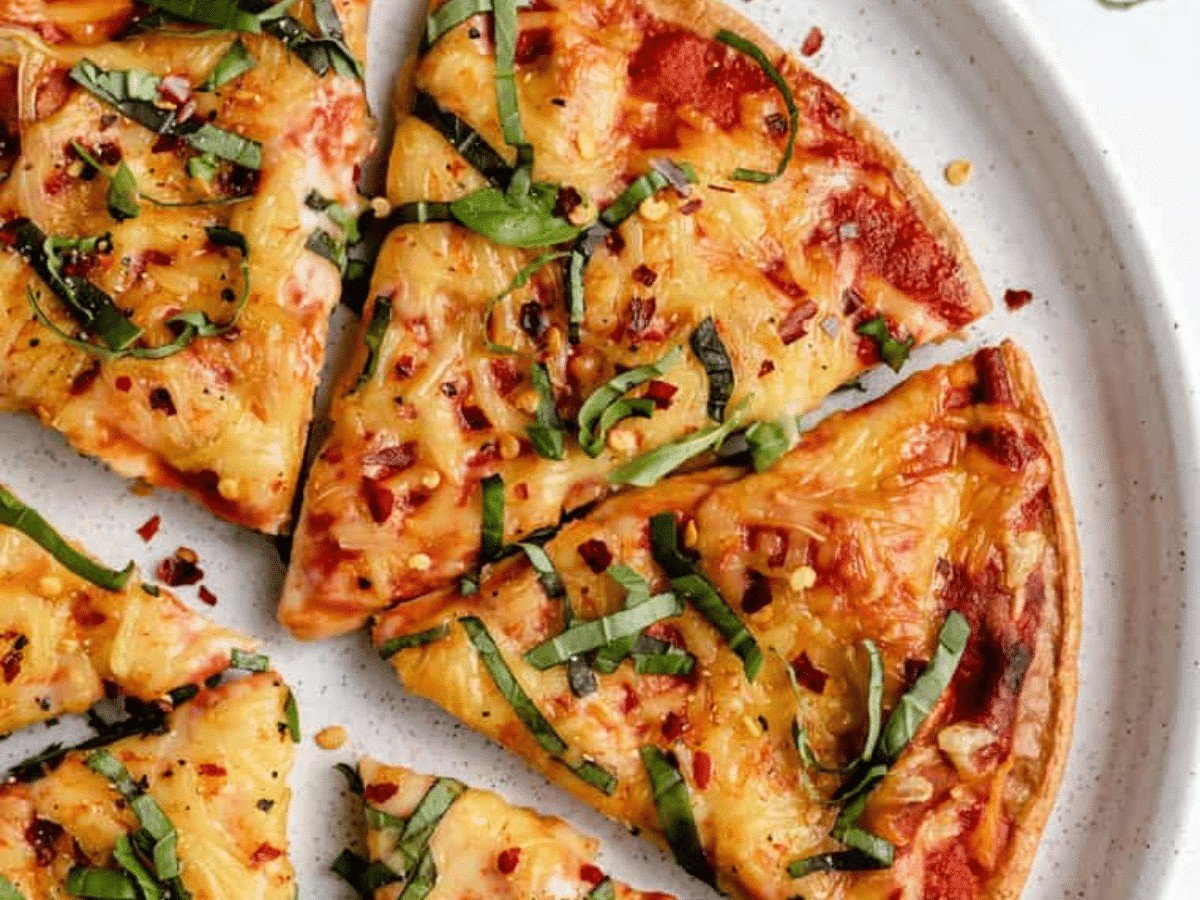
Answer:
2;0;1198;897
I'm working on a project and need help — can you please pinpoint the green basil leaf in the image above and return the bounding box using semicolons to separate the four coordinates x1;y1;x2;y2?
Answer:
513;541;565;600
352;297;391;392
649;512;762;680
577;345;681;456
526;361;566;459
65;867;138;899
412;90;512;188
0;877;22;900
460;616;616;794
482;251;567;355
284;690;300;742
787;849;890;879
639;746;714;886
492;0;530;165
0;485;133;591
450;184;579;247
877;611;970;763
105;163;141;221
591;565;653;674
199;38;256;90
331;849;401;895
112;833;163;900
385;777;466;876
388;201;454;226
187;152;220;183
584;878;616;900
743;419;791;471
856;316;914;373
828;822;895;867
306;228;346;272
185;122;262;168
143;0;266;31
608;399;747;487
230;647;270;672
378;623;450;660
424;0;529;46
86;750;185;883
599;164;695;228
334;762;364;795
632;639;695;676
715;29;798;184
396;850;437;900
480;473;506;563
524;592;683;669
262;14;364;80
689;316;733;421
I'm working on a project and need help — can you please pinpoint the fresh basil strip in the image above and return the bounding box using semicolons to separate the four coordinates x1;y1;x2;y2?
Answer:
689;316;733;421
331;849;400;896
306;228;345;271
5;220;140;351
513;540;566;600
230;647;270;672
714;29;798;183
577;345;682;457
450;181;579;247
584;879;616;900
375;776;466;877
480;473;506;563
388;201;454;226
460;616;617;794
878;611;970;762
352;297;391;392
793;641;883;774
412;90;512;188
260;13;364;79
829;823;895;867
0;878;20;900
787;850;890;879
199;38;256;90
608;399;747;487
378;623;450;659
284;690;300;742
334;762;364;796
520;361;564;458
564;162;696;344
69;142;141;222
640;746;714;886
65;867;138;899
591;564;653;674
70;60;262;169
649;512;762;680
856;316;914;373
143;0;271;31
0;485;133;590
112;833;162;900
482;251;567;355
187;153;219;184
524;592;682;669
632;638;695;676
743;419;790;471
492;0;530;165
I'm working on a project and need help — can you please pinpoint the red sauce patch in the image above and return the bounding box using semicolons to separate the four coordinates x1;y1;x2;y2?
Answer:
361;478;395;524
25;817;64;867
363;782;398;804
923;841;981;900
972;347;1015;408
496;846;522;874
249;843;283;866
577;538;612;573
69;361;101;396
692;750;712;789
137;515;161;542
198;763;227;777
580;863;606;886
801;26;825;56
1003;288;1033;311
968;427;1040;472
791;652;828;694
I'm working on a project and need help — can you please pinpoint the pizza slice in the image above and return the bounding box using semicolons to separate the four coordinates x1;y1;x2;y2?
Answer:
279;0;992;638
0;482;254;736
373;342;1079;898
0;0;373;533
334;756;673;899
0;671;296;899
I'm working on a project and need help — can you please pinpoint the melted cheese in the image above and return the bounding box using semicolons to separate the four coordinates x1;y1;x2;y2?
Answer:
281;0;991;638
373;343;1078;899
359;757;673;899
0;485;255;735
0;672;296;899
0;1;372;533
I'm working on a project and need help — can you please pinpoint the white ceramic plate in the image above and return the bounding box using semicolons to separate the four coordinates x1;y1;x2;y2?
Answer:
3;0;1198;896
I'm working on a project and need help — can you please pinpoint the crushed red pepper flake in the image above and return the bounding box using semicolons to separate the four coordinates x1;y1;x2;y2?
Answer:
496;846;521;874
692;750;713;789
363;782;398;804
198;585;218;606
791;651;828;694
576;538;612;573
801;26;825;56
156;548;203;587
1004;288;1034;311
136;514;161;542
148;386;177;416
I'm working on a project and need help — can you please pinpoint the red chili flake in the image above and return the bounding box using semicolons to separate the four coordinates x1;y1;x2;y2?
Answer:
692;750;712;789
553;185;583;219
576;538;612;573
777;300;819;345
604;230;625;255
363;442;417;475
394;354;416;379
644;379;677;410
363;782;399;804
632;264;658;287
148;387;177;416
1004;288;1033;311
758;359;776;378
114;375;132;392
580;863;606;886
69;360;101;396
156;548;203;587
741;570;773;614
198;586;218;606
790;652;828;694
197;763;227;777
490;357;523;395
249;843;283;866
157;74;191;106
662;710;686;740
842;288;864;316
97;142;122;165
2;633;26;684
621;684;640;713
361;478;395;524
801;26;825;56
513;482;530;500
765;112;789;136
459;405;491;432
496;847;522;874
25;817;64;867
136;515;161;542
679;198;703;215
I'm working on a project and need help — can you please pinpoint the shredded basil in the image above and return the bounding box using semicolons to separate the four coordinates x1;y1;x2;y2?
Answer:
199;38;256;90
186;153;219;183
142;0;276;31
743;419;791;471
388;201;454;226
649;512;762;680
112;834;162;900
632;638;695;676
230;647;270;672
492;0;530;165
524;592;683;669
689;316;733;421
261;11;364;79
412;90;512;189
524;361;566;459
793;641;883;774
787;850;889;878
449;178;579;247
0;877;23;900
714;30;798;184
511;540;595;696
378;623;450;660
591;565;653;674
482;251;567;355
577;346;682;457
335;762;365;795
856;316;913;373
460;616;617;794
283;690;300;742
368;776;465;886
65;867;138;899
480;473;506;564
640;746;715;886
608;399;747;487
330;849;400;896
69;142;145;221
584;879;616;900
0;485;133;591
352;297;391;392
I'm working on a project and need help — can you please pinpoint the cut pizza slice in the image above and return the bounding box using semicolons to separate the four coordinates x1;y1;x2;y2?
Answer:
373;342;1079;898
0;482;254;736
279;0;992;638
0;671;296;899
0;0;373;533
335;756;673;899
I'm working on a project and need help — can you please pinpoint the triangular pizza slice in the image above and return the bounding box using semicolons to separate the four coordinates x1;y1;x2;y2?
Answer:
0;671;296;899
280;0;992;637
336;755;673;899
0;0;372;533
0;483;254;736
373;342;1079;898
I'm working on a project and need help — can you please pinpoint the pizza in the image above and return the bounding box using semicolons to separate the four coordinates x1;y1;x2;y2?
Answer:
0;482;255;736
336;755;673;899
0;671;296;899
372;342;1080;898
0;0;373;533
278;0;992;638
